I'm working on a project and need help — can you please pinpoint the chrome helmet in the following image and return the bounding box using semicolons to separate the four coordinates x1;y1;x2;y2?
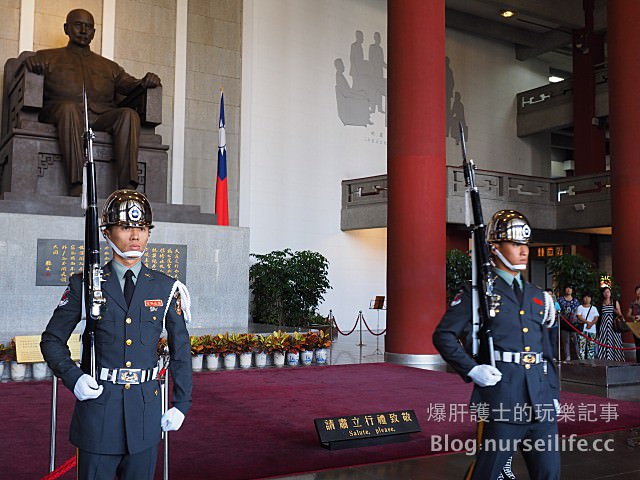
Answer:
486;209;531;245
101;189;153;229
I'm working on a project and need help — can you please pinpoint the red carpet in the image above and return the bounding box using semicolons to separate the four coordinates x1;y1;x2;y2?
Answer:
3;363;640;479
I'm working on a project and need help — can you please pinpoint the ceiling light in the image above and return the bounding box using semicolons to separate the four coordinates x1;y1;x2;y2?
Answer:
549;75;564;83
499;9;517;18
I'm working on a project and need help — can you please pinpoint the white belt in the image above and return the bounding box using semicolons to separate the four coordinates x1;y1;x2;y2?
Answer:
494;351;543;365
99;367;159;384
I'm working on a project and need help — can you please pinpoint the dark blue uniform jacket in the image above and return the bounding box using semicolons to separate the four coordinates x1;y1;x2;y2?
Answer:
433;274;558;424
41;261;192;454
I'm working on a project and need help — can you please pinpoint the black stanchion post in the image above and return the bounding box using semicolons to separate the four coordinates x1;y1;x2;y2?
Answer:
329;310;333;365
368;296;386;356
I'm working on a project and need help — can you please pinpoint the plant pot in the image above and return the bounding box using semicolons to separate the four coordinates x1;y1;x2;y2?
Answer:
223;353;237;369
315;348;329;365
254;351;268;368
286;351;300;366
300;350;314;366
32;362;50;380
273;351;286;367
239;352;252;369
191;354;204;372
206;354;221;370
10;361;27;381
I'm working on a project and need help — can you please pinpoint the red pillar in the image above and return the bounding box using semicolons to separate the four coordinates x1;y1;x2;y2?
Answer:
572;0;606;175
609;1;640;308
386;0;446;362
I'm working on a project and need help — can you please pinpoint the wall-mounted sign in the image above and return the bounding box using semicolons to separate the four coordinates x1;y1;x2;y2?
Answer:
15;334;81;363
36;239;187;286
531;245;569;259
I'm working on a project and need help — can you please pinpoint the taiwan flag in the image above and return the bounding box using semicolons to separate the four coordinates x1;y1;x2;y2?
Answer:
215;91;229;226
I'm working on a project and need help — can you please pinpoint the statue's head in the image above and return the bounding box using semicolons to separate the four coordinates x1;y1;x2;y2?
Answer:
64;9;95;47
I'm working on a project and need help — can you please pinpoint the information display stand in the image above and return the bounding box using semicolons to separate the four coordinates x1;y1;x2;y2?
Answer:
368;296;386;355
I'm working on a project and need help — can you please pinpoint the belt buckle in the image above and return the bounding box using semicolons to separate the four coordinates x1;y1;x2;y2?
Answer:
520;353;537;365
117;368;142;384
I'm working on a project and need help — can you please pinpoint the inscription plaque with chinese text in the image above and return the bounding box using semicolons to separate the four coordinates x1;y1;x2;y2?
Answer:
36;239;187;286
314;409;420;450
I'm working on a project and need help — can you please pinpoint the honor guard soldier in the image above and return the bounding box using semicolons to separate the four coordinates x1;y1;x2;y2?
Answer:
433;210;559;480
41;189;192;480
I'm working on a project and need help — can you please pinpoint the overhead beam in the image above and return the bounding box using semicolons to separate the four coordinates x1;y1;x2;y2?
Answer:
446;8;541;47
516;29;573;60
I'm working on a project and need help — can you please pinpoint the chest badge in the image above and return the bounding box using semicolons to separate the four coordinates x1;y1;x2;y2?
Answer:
145;299;163;308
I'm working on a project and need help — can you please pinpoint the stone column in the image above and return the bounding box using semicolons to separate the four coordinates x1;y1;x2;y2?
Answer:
386;0;446;364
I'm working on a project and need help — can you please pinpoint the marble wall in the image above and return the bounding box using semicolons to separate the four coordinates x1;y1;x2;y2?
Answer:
0;212;249;343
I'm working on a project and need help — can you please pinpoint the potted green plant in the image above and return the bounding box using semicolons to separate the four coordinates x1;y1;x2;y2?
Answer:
189;335;205;371
200;334;220;370
267;331;288;367
286;332;305;366
238;333;257;369
7;339;26;381
300;332;317;366
31;358;50;381
546;254;602;301
0;342;12;379
221;333;242;369
250;249;332;327
446;249;471;304
254;335;269;368
314;330;332;365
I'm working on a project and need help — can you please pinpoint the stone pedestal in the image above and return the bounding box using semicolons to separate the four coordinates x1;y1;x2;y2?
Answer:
0;210;249;343
0;128;169;203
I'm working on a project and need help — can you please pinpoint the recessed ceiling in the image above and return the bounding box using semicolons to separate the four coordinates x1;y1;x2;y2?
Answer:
445;0;608;74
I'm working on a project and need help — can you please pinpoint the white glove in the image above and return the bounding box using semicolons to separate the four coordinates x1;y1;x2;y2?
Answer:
73;374;104;401
161;407;185;432
468;364;502;387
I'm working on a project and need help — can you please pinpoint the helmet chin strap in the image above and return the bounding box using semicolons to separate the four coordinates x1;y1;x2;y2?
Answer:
104;235;145;259
491;245;527;271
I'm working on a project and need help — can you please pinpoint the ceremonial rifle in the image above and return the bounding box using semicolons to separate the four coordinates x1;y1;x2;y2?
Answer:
459;122;498;366
49;87;106;474
82;85;106;379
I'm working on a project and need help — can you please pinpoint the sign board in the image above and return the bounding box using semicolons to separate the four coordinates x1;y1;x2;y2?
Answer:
372;295;386;310
15;334;81;363
36;239;187;286
314;409;420;450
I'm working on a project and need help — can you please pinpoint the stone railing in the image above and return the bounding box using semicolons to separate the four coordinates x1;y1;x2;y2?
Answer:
516;66;608;136
341;168;610;231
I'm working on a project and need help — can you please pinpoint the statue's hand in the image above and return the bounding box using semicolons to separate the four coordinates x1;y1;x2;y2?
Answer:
141;72;161;88
25;56;48;74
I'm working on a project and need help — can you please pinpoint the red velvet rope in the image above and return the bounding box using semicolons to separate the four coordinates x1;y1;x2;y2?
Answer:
559;314;640;351
361;315;386;336
329;313;387;337
331;315;359;336
41;455;76;480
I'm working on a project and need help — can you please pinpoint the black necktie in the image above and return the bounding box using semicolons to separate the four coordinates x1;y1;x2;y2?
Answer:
124;270;135;307
513;281;523;304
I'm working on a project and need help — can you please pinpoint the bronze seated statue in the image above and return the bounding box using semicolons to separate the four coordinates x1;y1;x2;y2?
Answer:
0;51;169;202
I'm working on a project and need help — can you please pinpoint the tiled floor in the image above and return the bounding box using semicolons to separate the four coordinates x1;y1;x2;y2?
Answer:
273;328;640;480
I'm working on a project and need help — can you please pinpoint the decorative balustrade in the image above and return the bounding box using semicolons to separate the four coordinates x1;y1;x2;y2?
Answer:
341;168;611;231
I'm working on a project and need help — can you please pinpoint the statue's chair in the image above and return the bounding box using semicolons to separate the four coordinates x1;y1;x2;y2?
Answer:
0;51;169;202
